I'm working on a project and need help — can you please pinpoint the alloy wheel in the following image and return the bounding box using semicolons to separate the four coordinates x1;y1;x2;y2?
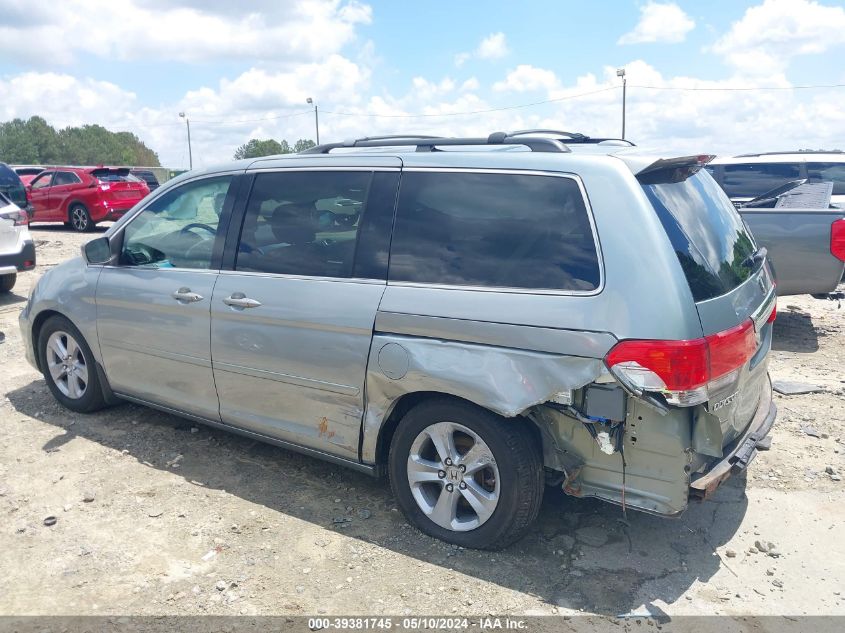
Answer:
406;421;500;532
45;331;89;399
71;207;88;231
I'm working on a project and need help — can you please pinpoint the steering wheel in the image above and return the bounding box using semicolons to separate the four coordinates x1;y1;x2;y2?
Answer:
180;222;217;236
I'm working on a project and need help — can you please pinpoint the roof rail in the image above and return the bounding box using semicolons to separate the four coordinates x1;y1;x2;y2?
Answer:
508;129;636;146
734;150;844;157
301;131;573;154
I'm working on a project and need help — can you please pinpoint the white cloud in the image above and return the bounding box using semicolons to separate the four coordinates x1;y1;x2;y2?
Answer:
0;0;372;64
618;2;695;45
476;32;509;59
711;0;845;75
455;32;509;66
493;65;560;92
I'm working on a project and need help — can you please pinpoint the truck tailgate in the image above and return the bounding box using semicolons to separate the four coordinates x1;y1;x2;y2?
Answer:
740;208;845;296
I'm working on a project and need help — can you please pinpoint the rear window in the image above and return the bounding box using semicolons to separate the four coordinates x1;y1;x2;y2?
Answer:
721;162;801;198
0;164;21;186
0;164;27;207
93;168;135;183
807;162;845;196
642;170;757;302
388;171;600;291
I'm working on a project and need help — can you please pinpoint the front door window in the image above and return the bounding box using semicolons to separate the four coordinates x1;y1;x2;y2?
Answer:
121;176;232;269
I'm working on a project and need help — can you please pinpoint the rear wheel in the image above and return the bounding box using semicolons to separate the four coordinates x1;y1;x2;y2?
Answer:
388;398;543;550
69;204;92;232
38;315;106;413
0;273;15;293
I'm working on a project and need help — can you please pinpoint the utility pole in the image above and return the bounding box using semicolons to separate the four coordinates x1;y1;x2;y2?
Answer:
616;68;627;140
307;97;320;145
179;112;193;170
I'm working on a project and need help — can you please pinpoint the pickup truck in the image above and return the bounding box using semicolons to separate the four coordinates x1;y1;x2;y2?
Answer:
739;207;844;296
731;182;845;296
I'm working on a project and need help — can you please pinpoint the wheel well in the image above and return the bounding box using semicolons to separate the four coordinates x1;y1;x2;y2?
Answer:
30;309;64;371
373;391;543;467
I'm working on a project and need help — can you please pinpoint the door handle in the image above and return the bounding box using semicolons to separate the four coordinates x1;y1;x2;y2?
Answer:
172;287;204;303
223;293;262;309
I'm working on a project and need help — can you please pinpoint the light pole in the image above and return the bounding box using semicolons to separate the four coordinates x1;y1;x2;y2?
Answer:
616;68;627;140
179;111;193;170
307;97;320;145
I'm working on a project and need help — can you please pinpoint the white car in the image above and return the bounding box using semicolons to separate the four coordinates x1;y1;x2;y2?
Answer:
0;192;36;293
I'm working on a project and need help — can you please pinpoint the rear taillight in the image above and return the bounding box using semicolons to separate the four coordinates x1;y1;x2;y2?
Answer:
767;302;777;323
605;319;757;407
832;218;845;262
0;208;28;226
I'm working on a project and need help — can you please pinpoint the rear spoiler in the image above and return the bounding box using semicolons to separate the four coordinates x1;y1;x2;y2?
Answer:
636;155;716;184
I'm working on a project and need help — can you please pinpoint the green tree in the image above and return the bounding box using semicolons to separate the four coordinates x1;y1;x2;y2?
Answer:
232;138;317;160
233;138;289;160
293;138;316;152
0;117;160;166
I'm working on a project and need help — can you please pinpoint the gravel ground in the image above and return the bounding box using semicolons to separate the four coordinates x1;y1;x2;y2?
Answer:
1;225;844;617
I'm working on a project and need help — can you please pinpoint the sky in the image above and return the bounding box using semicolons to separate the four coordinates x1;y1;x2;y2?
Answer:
1;0;844;169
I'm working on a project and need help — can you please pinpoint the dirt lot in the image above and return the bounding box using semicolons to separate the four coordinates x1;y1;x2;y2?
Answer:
1;225;844;618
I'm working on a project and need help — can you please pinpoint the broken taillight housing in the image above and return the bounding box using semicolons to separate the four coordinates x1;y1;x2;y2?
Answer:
605;319;757;407
831;218;845;262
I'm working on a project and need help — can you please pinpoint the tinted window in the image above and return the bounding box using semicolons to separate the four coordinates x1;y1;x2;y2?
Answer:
53;171;81;186
389;172;600;291
0;164;27;207
0;164;20;186
807;162;845;196
642;171;757;302
721;163;801;198
122;176;232;269
236;171;374;278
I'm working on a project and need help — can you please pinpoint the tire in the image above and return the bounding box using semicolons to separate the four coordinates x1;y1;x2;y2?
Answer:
388;398;543;550
0;273;15;293
37;315;106;413
69;204;93;232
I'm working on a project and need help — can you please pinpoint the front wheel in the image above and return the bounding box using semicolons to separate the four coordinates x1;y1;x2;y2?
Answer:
38;315;106;413
0;273;15;293
388;398;543;550
69;204;93;232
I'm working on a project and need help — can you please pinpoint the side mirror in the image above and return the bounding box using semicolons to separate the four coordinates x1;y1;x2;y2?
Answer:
82;236;112;265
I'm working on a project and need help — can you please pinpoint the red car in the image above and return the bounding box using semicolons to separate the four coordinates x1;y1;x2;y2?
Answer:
27;166;150;231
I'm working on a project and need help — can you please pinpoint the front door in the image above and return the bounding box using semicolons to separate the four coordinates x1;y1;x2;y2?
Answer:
27;171;55;219
96;174;235;421
211;165;400;461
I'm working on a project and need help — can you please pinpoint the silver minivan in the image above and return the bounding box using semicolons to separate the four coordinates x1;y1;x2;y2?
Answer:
19;132;777;549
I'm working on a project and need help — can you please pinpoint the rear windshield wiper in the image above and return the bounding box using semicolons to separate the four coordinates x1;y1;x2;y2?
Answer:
741;246;767;268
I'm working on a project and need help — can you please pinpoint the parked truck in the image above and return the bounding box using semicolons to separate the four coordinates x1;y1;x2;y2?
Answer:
706;158;845;296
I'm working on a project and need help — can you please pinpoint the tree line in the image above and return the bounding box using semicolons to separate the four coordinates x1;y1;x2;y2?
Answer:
0;116;160;166
233;138;316;160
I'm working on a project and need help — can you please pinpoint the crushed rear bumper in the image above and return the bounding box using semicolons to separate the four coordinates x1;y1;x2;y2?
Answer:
689;375;776;500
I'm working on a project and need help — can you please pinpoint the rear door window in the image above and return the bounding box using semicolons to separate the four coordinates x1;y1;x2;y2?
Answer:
807;162;845;195
721;163;801;198
388;171;601;291
53;171;81;186
641;170;757;302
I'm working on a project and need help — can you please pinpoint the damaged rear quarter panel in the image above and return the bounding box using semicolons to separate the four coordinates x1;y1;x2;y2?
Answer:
360;314;613;464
